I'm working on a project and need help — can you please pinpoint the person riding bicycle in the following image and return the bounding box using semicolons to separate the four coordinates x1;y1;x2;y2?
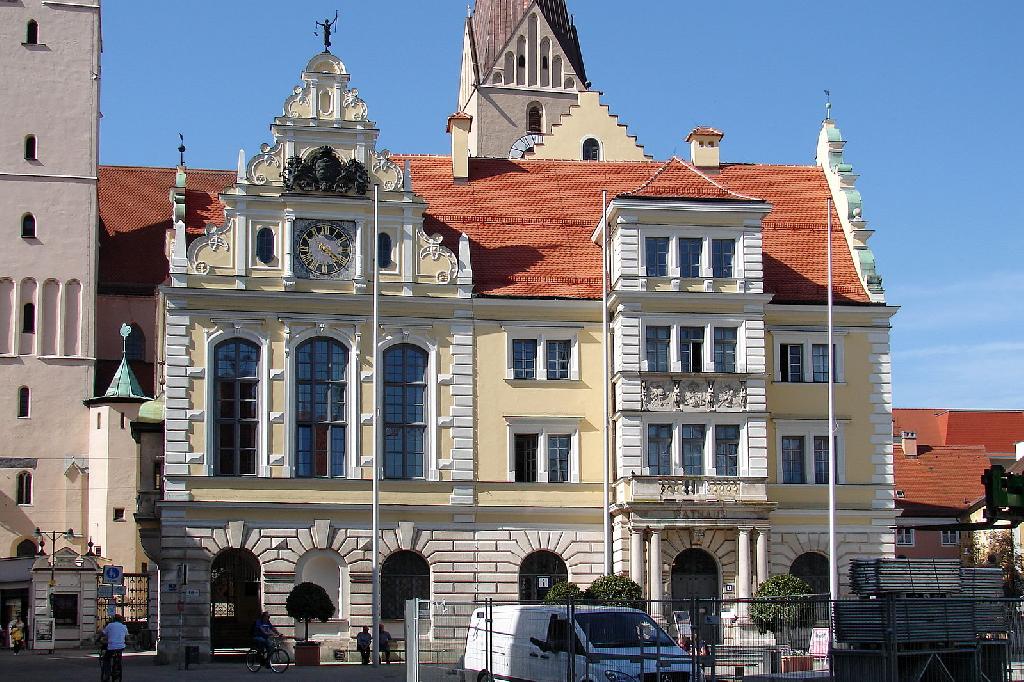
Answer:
251;611;281;665
100;614;128;680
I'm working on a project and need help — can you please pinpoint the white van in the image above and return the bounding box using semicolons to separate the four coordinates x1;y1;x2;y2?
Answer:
461;604;694;682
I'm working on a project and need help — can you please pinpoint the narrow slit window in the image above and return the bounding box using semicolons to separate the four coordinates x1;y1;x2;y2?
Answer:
21;214;36;239
24;135;37;161
25;20;39;45
18;386;30;418
22;302;35;334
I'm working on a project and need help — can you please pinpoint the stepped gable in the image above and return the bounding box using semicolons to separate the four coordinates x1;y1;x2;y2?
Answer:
471;0;587;84
95;158;872;304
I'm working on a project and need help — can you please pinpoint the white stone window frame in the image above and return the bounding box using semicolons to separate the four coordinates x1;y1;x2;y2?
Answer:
637;228;746;280
503;325;581;381
772;331;846;384
896;527;915;547
203;324;272;478
379;330;440;482
640;413;750;478
505;416;582;483
773;419;847;486
284;323;361;480
640;316;747;374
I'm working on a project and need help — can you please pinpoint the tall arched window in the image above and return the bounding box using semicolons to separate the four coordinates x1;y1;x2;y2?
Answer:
582;138;602;161
17;386;29;418
527;105;543;134
16;539;37;557
125;323;145;361
295;337;348;478
383;344;428;480
255;227;275;265
214;339;260;476
25;20;39;45
519;551;569;601
381;551;429;620
790;552;829;595
24;135;37;161
16;471;32;505
22;302;35;334
377;232;393;269
21;213;36;239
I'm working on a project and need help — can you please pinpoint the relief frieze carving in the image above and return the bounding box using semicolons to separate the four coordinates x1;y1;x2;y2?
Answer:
187;220;232;275
641;378;747;412
282;146;369;195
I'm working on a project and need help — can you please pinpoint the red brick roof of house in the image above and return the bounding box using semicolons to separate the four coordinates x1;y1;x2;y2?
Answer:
893;443;991;517
96;157;873;304
893;408;1024;458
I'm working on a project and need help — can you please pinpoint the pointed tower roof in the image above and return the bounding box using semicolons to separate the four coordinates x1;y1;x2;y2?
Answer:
471;0;588;86
85;323;151;404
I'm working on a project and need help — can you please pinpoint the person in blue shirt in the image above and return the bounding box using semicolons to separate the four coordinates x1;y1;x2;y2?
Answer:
252;611;281;665
101;615;128;680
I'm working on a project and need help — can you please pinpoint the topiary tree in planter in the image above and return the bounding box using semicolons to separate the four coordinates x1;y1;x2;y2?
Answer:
584;575;643;605
749;574;816;650
543;580;583;604
286;581;335;642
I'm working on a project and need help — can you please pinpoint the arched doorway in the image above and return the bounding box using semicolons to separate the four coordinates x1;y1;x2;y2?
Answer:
671;548;719;601
790;552;829;595
519;551;568;601
210;549;261;649
381;551;429;620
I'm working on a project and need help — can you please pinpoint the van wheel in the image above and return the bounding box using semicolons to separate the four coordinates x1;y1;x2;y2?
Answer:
477;672;494;682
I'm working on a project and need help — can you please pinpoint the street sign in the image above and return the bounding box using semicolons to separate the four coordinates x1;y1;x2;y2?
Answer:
98;584;114;598
184;588;199;599
103;565;124;585
167;582;178;593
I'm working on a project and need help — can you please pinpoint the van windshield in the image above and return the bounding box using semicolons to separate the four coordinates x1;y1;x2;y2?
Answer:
574;612;676;649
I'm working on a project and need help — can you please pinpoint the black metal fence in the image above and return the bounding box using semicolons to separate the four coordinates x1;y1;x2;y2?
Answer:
408;597;1024;682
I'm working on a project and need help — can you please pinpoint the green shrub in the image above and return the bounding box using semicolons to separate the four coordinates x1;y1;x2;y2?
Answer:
543;580;582;604
286;581;335;641
583;575;643;603
749;574;815;636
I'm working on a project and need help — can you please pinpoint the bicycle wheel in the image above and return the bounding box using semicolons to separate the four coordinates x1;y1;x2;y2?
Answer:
268;647;291;673
112;658;122;682
245;649;263;673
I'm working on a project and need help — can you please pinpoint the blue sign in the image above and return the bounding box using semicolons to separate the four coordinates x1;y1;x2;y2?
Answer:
103;565;124;585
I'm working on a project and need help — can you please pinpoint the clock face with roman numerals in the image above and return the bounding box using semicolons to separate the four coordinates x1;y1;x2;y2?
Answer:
294;219;354;280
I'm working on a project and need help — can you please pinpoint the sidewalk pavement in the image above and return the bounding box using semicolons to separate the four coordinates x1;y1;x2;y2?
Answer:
0;648;410;681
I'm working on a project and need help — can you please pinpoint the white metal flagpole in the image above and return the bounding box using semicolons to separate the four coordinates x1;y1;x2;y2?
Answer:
371;184;381;666
601;190;612;576
827;198;839;600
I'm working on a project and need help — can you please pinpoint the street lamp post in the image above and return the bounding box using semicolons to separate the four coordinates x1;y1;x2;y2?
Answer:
33;527;75;609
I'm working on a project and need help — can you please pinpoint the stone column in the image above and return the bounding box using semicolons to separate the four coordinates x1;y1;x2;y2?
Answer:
755;528;769;588
648;530;663;602
737;527;751;599
630;528;645;591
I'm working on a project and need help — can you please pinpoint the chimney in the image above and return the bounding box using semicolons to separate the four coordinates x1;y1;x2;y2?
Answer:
901;431;918;458
686;126;724;170
447;112;473;182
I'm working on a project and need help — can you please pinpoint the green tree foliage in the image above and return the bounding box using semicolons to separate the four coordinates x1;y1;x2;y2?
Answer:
286;582;335;641
583;575;643;603
749;574;816;636
543;580;583;604
965;529;1024;596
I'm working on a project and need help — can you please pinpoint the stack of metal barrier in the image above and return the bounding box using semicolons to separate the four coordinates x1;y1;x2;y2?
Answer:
848;558;962;595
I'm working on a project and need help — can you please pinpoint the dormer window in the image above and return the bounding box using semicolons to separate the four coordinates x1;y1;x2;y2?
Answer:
25;20;39;45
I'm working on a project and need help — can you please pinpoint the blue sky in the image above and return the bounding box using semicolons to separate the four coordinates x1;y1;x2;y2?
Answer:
99;1;1024;409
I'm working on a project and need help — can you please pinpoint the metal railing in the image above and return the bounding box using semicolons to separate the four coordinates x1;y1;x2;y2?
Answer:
408;596;1024;682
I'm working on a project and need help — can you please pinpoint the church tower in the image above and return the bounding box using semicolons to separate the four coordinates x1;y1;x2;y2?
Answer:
458;0;589;158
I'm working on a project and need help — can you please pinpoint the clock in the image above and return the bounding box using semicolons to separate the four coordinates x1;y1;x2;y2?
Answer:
293;219;354;279
508;133;544;160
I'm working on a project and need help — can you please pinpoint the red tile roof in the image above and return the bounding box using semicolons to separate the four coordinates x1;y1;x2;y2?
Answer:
95;157;872;304
893;408;1024;457
893;443;990;517
686;126;724;141
623;157;756;201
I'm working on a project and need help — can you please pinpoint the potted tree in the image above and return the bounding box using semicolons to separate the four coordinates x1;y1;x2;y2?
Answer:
749;574;816;668
285;582;335;666
543;580;583;604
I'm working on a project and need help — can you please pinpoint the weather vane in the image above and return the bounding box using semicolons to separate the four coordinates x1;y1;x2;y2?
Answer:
177;132;186;167
315;11;339;53
824;89;832;121
119;322;132;355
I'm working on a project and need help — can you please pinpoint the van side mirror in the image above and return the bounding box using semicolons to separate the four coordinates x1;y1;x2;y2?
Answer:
529;636;550;653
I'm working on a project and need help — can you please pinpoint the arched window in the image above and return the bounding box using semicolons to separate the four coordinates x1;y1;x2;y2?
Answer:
17;386;29;418
16;471;32;505
519;551;568;601
527;105;543;134
383;344;428;480
300;552;344;619
214;339;260;476
381;551;429;620
25;20;39;45
21;213;36;239
16;538;37;557
295;337;348;478
24;135;37;161
22;302;35;334
582;138;601;161
255;227;275;265
125;323;145;361
377;232;393;269
790;552;829;595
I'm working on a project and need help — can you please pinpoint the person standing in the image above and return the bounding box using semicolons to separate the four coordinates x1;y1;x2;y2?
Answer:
355;625;372;665
378;625;392;664
10;615;25;654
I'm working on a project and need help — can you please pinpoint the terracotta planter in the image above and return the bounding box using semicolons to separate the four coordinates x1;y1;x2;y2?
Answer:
781;654;813;673
293;641;321;666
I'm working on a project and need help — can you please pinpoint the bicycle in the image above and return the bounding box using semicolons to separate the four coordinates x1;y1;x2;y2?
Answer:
245;636;291;673
100;648;123;682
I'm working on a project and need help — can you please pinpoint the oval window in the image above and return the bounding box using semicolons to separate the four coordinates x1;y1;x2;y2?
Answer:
255;227;275;264
377;232;393;269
